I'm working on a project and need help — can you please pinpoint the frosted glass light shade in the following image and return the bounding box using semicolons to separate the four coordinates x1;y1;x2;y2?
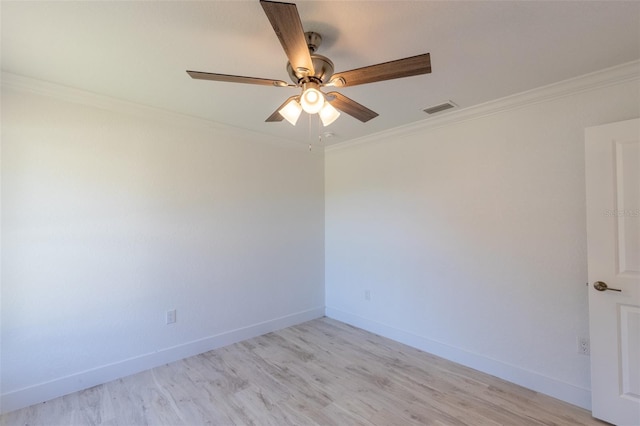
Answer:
319;101;340;126
279;98;302;125
300;88;324;114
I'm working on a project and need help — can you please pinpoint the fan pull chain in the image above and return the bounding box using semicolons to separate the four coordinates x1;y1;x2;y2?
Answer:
318;116;323;146
318;113;322;146
306;114;325;152
308;113;312;151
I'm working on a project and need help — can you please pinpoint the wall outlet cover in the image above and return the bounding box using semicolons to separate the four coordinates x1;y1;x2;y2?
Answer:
166;309;177;324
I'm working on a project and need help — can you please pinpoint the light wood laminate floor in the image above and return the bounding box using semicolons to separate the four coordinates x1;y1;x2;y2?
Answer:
1;318;606;426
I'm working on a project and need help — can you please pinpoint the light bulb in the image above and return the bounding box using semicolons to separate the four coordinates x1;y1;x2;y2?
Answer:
279;98;302;125
319;101;340;126
300;88;324;114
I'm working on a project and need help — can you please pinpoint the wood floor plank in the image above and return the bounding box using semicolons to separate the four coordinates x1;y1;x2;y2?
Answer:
1;318;607;426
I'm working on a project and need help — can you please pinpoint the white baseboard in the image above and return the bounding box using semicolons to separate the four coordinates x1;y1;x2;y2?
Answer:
1;307;324;414
325;306;592;410
3;306;592;414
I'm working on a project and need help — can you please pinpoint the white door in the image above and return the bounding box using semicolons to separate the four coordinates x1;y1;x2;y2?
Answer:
586;118;640;425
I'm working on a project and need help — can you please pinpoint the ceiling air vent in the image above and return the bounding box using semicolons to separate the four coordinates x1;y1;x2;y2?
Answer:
423;101;456;115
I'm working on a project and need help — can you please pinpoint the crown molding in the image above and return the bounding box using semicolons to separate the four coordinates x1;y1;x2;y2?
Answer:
4;60;637;156
326;60;640;153
0;72;317;154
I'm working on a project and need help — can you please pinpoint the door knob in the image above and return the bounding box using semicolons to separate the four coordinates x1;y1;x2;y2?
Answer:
593;281;622;292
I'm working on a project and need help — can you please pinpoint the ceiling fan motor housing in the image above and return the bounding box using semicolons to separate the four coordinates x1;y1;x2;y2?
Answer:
287;54;334;84
286;32;334;84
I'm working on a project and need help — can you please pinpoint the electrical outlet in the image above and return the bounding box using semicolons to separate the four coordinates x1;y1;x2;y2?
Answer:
166;309;177;324
364;290;371;301
578;337;590;355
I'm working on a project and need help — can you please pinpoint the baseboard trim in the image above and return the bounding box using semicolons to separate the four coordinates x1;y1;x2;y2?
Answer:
325;306;592;410
1;307;324;414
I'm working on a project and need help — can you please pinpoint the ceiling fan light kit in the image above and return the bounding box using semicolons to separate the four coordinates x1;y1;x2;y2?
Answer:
300;82;324;114
187;0;432;128
279;97;303;125
318;101;341;126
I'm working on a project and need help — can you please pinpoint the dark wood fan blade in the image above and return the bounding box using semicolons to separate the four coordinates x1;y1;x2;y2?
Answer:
260;0;315;76
265;96;299;122
326;92;379;123
330;53;431;87
187;70;291;87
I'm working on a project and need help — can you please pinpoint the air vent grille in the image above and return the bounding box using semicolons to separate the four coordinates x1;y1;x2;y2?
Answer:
423;101;456;115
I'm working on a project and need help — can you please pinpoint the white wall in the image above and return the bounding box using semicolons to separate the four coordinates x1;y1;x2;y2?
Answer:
325;72;640;409
2;65;638;414
1;81;325;412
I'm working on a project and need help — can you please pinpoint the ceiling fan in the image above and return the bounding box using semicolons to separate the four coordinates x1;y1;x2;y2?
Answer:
187;0;431;127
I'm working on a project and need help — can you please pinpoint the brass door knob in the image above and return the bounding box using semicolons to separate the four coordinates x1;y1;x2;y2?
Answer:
593;281;622;292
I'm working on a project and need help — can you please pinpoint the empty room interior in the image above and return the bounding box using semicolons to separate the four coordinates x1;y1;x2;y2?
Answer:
1;1;639;425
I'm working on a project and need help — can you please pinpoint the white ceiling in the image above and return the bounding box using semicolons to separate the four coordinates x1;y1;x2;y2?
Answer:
2;1;639;147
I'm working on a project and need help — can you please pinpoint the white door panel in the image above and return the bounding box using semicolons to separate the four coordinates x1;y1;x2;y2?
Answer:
586;118;640;426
